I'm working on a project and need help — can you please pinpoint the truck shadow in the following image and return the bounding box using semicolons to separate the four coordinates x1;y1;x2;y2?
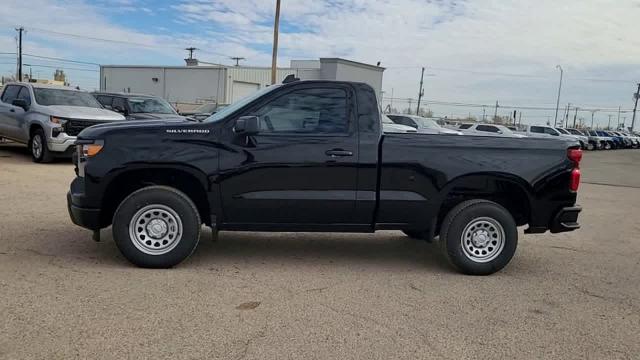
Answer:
187;229;448;272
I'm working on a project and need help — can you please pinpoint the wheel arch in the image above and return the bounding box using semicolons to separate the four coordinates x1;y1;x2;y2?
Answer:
99;165;211;228
435;172;533;232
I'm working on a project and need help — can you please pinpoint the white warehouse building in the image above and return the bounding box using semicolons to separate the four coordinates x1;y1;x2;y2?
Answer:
99;58;385;111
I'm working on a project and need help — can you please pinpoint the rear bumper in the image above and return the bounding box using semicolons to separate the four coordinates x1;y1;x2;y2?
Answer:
525;205;581;234
549;206;581;233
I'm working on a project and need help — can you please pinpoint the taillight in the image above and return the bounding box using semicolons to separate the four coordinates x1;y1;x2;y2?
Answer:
567;148;582;165
569;168;581;192
567;148;582;192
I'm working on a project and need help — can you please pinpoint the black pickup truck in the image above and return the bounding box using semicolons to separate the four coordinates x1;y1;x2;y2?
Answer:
67;80;582;275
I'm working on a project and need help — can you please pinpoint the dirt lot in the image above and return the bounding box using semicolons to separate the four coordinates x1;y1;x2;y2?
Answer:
0;143;639;359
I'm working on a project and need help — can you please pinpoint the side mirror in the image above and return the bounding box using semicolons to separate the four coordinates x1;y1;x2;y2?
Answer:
12;99;28;111
234;116;260;135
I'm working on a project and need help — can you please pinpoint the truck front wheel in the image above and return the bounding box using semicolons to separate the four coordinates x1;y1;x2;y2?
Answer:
439;200;517;275
112;186;201;268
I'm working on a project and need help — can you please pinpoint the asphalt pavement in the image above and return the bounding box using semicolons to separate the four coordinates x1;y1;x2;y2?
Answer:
0;143;638;359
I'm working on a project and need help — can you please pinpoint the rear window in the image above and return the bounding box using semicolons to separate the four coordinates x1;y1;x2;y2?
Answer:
33;88;102;107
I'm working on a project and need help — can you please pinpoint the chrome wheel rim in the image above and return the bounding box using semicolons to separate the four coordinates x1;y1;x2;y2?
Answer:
460;217;505;263
32;134;42;159
129;204;183;255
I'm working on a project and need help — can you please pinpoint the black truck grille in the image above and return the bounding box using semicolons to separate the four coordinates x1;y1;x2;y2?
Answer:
63;120;100;136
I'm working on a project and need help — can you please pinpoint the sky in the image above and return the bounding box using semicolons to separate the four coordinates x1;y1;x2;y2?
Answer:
1;0;640;127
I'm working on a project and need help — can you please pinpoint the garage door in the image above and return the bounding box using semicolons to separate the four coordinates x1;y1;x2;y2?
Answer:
232;81;260;103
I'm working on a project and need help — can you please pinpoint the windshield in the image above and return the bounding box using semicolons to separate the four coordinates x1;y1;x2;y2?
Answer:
567;129;584;135
206;85;279;122
128;97;176;114
556;128;570;134
413;117;441;129
33;88;102;108
496;125;515;135
195;103;218;113
459;124;472;129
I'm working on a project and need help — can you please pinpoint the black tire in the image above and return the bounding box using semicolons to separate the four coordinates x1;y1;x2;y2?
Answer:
439;199;518;275
586;142;595;151
29;128;54;163
112;186;201;268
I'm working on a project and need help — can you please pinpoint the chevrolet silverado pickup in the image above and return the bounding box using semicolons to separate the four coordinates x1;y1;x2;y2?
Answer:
67;80;582;275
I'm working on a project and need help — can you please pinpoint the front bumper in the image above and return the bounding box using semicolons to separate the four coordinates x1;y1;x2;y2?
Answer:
48;131;76;153
67;178;102;230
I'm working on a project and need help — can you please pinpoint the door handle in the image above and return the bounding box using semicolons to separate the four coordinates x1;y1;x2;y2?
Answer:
325;149;353;157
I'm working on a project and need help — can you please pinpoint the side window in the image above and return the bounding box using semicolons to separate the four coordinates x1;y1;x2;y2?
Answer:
544;127;559;136
476;125;499;133
112;97;126;112
459;124;472;129
253;88;348;134
530;126;544;133
95;96;113;109
16;87;31;106
1;85;20;103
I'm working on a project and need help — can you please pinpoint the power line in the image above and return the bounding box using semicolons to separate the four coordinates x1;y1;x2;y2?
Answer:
0;52;99;66
23;26;235;59
22;63;99;72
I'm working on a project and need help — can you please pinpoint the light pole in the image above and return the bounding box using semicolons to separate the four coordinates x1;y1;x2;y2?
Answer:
590;110;599;129
554;65;563;127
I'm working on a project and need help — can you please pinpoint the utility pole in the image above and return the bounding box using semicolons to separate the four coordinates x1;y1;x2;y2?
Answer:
631;83;640;132
565;103;571;128
554;65;563;127
416;67;425;116
573;107;579;128
230;57;246;66
482;106;486;122
390;88;394;109
493;101;499;121
16;27;24;81
185;47;198;59
607;115;612;130
270;0;281;85
617;106;621;129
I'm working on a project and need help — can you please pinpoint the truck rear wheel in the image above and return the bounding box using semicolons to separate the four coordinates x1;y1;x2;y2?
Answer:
439;199;517;275
112;186;201;268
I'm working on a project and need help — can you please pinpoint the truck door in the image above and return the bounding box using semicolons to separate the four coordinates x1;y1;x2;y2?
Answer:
218;84;359;227
0;85;21;140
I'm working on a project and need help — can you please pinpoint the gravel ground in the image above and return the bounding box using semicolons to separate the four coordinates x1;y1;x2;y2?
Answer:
0;143;639;359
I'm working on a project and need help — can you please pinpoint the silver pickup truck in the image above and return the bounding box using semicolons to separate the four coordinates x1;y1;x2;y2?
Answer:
0;82;124;162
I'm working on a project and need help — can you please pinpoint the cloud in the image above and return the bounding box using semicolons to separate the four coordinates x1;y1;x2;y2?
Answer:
0;0;639;125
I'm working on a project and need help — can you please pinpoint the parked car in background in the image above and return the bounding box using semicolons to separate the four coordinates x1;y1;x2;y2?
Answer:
618;132;640;147
596;131;622;149
179;103;228;121
387;114;462;135
0;82;125;162
586;130;613;150
458;123;526;138
382;114;417;133
521;125;583;147
92;92;185;121
608;131;634;148
555;127;589;150
565;128;600;150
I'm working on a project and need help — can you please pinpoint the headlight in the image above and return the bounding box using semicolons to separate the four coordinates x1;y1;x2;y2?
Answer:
81;140;104;158
50;116;68;125
76;139;104;158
